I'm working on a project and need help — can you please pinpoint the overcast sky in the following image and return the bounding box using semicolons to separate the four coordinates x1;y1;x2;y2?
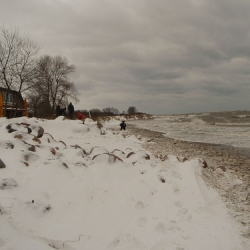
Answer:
1;0;250;114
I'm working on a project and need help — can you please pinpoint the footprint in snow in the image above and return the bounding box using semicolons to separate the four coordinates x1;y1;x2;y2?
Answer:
177;208;188;215
106;233;145;250
154;223;166;235
174;201;183;208
0;237;5;247
135;201;145;209
167;220;181;232
138;217;147;227
172;185;180;195
176;208;193;220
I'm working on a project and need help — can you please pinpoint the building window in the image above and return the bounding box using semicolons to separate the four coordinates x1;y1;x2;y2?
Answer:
3;92;13;104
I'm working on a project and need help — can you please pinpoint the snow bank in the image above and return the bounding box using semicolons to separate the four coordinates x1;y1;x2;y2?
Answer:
0;117;249;250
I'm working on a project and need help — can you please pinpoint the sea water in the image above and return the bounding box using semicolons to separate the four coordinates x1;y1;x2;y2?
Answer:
128;111;250;149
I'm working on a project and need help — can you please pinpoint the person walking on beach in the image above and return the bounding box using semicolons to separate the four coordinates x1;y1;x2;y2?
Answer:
68;102;74;119
60;107;66;116
120;120;126;130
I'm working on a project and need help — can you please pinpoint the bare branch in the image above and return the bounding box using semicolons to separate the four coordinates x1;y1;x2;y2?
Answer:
28;55;79;116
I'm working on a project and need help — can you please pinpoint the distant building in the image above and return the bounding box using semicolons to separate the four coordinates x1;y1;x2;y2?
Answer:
0;87;28;118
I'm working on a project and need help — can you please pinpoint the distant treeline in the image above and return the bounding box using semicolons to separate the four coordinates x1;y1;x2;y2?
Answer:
77;110;146;117
76;106;141;118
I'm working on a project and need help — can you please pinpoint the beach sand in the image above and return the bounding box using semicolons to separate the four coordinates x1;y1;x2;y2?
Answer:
126;123;250;238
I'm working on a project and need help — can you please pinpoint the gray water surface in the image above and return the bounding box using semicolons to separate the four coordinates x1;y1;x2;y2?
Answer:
128;111;250;149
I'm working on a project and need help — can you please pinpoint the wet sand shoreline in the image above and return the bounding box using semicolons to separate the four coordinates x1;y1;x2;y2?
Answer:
206;143;250;159
126;123;250;182
127;123;250;164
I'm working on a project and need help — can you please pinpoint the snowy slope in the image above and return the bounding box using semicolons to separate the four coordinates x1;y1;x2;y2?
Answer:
0;116;249;250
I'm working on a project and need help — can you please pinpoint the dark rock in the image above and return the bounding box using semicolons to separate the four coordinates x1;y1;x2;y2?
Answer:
143;153;150;160
37;127;44;138
8;128;16;133
199;158;208;168
0;159;6;169
159;177;166;183
6;124;16;133
45;205;51;211
6;142;14;149
62;162;69;168
7;123;31;134
14;134;23;140
21;161;29;166
6;124;11;130
28;145;36;152
32;137;41;144
50;148;56;155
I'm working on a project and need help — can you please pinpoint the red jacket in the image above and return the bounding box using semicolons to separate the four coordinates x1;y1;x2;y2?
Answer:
77;112;85;120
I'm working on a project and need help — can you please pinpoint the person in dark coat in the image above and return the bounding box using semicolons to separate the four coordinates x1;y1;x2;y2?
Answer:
68;102;74;119
120;120;126;130
60;108;66;116
56;105;60;117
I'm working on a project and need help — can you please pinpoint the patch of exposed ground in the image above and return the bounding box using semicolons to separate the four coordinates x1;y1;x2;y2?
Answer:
126;124;250;238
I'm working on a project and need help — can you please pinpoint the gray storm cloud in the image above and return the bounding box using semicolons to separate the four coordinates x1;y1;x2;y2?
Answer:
1;0;250;114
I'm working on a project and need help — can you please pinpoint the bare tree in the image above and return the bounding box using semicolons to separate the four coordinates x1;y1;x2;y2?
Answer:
0;26;39;116
0;26;39;91
13;37;39;93
90;108;102;114
25;86;48;117
127;106;138;114
32;55;79;116
0;27;20;90
102;107;119;115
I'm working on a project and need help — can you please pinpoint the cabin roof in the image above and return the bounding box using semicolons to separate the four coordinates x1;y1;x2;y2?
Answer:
0;87;20;95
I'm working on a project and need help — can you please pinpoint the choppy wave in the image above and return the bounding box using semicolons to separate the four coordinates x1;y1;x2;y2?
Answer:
129;111;250;149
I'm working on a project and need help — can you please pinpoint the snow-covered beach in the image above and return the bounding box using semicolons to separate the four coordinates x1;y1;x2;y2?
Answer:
1;113;250;249
127;111;250;240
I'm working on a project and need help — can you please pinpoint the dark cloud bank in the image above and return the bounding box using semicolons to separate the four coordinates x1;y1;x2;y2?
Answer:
1;0;250;114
